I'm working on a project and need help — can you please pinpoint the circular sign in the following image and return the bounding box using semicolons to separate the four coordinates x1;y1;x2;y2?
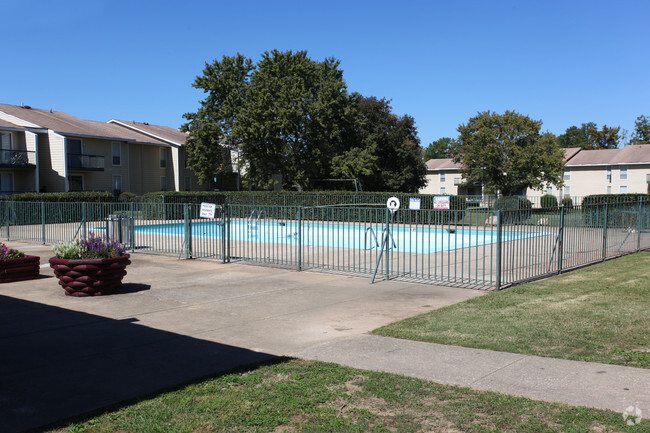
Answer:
387;196;400;213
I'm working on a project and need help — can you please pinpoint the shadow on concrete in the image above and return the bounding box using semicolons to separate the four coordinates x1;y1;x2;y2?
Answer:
0;295;276;433
117;283;151;294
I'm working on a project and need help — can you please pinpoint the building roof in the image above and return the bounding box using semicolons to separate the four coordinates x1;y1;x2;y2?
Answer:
425;158;462;170
108;119;187;146
0;118;24;130
567;144;650;166
563;147;582;162
0;103;168;145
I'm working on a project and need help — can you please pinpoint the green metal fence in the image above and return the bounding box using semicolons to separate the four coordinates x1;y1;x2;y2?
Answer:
2;197;648;290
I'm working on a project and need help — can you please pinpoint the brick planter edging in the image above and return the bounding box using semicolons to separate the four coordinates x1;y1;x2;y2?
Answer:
49;255;131;297
0;255;40;283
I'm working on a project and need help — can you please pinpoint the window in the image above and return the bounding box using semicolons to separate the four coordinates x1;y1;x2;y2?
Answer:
439;171;446;183
440;186;446;194
0;172;14;194
606;185;612;194
112;142;121;166
620;165;628;180
563;186;570;197
112;175;122;195
619;185;628;194
160;148;167;168
160;176;167;191
1;133;12;164
184;176;191;191
546;186;553;194
563;169;571;181
67;175;83;192
606;166;612;182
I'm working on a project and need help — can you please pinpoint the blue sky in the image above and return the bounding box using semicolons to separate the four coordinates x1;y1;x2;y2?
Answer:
2;0;649;147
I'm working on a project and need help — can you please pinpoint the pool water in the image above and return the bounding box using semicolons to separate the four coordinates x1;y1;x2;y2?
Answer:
128;220;549;254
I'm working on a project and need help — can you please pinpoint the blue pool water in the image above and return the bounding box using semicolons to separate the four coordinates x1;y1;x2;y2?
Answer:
125;220;549;254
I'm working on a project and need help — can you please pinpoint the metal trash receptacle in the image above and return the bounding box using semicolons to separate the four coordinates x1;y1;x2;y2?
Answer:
106;213;133;245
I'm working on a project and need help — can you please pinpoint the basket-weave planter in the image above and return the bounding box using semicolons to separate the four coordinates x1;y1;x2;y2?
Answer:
0;255;40;283
49;255;131;297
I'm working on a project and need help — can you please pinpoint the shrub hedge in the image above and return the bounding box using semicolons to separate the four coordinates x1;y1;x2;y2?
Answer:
0;192;116;202
582;194;649;228
541;194;558;209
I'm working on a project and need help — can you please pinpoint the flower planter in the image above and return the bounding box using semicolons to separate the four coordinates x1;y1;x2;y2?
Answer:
49;255;131;297
0;255;40;283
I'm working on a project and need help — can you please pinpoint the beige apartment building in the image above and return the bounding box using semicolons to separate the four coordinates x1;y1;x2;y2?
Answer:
0;103;205;195
422;145;650;204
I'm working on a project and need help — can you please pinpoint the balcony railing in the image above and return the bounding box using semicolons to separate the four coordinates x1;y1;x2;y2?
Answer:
0;148;36;169
67;153;105;171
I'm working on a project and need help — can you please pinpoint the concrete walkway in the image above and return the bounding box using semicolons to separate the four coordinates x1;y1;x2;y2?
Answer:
0;242;647;432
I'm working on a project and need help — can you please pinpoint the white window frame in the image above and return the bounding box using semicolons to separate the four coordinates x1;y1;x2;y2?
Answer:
159;148;167;169
619;185;628;194
563;186;571;197
606;166;612;183
184;176;191;191
563;168;571;181
439;170;446;183
606;185;612;194
112;175;122;195
619;165;628;180
546;185;553;195
160;176;167;191
67;174;84;192
112;141;121;166
439;186;446;194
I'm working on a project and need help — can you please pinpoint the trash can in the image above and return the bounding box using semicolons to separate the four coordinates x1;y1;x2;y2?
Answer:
106;213;133;245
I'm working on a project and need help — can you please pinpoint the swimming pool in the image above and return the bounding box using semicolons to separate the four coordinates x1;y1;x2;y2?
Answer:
126;220;550;254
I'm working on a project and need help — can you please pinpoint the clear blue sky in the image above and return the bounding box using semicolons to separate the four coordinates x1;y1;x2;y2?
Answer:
3;0;649;147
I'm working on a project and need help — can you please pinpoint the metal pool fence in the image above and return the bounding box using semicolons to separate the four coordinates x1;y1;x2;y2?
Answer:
1;197;648;290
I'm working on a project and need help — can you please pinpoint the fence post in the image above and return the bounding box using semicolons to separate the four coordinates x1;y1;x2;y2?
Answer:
221;204;227;264
557;205;565;274
637;197;643;252
130;201;135;252
184;203;192;259
297;207;302;271
602;203;608;261
495;210;502;290
82;202;87;240
41;202;46;244
385;208;390;281
5;200;9;240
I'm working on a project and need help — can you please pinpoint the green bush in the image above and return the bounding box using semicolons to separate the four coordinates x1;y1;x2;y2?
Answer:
493;196;532;224
118;192;138;202
582;194;649;227
561;197;573;208
0;191;116;203
541;194;558;209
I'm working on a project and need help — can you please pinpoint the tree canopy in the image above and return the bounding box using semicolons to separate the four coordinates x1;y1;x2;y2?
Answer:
424;137;455;160
183;51;427;192
452;111;565;196
556;122;621;149
630;115;650;144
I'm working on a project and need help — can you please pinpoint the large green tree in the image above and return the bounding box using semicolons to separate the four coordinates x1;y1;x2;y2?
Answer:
424;137;455;160
557;122;621;149
452;111;565;196
630;115;650;144
181;54;253;184
331;94;427;192
235;50;352;190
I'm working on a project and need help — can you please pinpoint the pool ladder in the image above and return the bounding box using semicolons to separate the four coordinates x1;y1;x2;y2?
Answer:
364;227;396;250
247;209;265;231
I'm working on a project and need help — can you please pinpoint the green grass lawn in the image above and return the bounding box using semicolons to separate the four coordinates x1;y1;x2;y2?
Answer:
48;359;645;433
374;252;650;368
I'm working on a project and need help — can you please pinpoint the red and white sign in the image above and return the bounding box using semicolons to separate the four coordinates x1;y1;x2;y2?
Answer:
433;196;450;210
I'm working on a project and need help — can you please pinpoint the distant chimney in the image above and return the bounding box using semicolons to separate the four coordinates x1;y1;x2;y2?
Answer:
22;105;31;109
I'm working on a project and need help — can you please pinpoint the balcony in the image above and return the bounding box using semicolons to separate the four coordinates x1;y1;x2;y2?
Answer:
0;149;36;169
67;153;105;171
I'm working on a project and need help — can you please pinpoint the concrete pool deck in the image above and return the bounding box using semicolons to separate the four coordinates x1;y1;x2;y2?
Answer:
0;241;648;432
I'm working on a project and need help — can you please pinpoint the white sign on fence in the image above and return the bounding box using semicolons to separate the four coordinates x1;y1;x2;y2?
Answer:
433;196;450;210
387;196;401;214
200;202;217;219
409;197;421;210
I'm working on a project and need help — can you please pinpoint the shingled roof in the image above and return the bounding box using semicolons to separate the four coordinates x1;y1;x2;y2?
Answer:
425;158;462;170
567;144;650;166
0;104;168;145
107;119;187;146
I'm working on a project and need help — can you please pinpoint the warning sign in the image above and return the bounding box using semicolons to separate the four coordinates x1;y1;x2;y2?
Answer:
433;196;450;210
